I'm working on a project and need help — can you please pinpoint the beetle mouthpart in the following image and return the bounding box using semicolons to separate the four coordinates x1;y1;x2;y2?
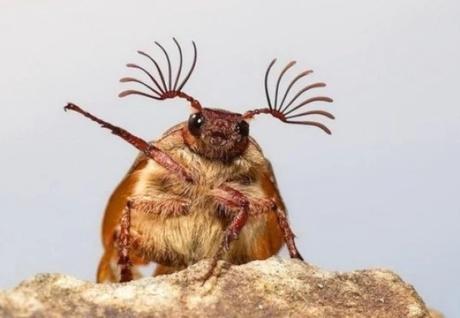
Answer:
209;132;228;146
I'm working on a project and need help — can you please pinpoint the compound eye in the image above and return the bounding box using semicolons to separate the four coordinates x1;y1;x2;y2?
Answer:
188;112;204;136
237;120;249;137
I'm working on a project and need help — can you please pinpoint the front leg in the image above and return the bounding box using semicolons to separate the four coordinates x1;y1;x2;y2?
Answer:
64;103;193;182
198;185;250;282
212;185;250;252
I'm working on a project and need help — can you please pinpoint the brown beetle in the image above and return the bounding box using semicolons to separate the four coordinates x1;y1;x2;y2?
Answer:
64;38;334;283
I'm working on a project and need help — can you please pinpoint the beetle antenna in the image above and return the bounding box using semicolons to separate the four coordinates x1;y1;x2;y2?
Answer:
119;39;201;111
124;63;164;94
136;51;168;93
243;59;334;134
278;69;313;109
264;59;277;111
274;61;296;111
154;41;173;91
176;41;197;92
119;77;162;96
118;89;162;100
172;38;183;91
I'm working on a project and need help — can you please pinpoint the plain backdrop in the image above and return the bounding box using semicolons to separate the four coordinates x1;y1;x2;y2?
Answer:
0;0;459;316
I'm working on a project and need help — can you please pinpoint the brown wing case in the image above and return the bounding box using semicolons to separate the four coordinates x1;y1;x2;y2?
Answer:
97;155;151;282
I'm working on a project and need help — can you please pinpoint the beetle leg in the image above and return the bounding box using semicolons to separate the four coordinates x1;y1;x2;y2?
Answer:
213;185;251;251
118;201;133;283
211;184;303;262
114;196;190;283
64;103;194;183
199;185;250;282
272;203;303;260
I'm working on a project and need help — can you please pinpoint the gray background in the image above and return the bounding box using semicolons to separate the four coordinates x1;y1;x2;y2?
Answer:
0;0;458;316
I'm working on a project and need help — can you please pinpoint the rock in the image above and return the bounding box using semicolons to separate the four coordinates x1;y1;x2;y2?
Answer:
0;257;435;318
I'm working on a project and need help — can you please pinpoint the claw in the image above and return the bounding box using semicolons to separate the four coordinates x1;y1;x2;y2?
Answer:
223;230;238;251
199;257;219;286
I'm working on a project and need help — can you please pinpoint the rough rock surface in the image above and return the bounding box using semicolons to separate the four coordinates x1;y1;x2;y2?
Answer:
0;257;434;318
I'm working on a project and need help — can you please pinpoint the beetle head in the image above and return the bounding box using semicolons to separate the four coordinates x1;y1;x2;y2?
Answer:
183;108;250;162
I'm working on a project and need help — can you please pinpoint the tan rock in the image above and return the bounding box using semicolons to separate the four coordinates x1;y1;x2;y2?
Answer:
0;257;434;318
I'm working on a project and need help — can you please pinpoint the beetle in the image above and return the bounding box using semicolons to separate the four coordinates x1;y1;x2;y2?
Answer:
64;38;334;283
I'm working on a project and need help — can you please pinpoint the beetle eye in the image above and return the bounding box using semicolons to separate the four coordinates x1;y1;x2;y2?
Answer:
237;121;249;137
188;112;204;136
